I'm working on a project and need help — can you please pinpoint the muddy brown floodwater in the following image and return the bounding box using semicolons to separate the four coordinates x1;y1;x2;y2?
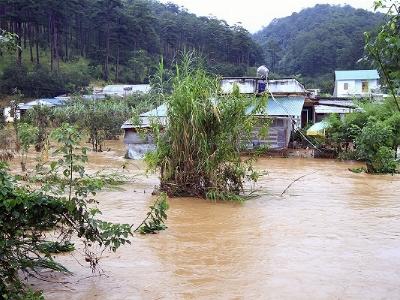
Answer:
27;141;400;300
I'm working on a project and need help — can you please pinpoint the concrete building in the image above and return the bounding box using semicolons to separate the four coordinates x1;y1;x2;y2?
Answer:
333;70;380;97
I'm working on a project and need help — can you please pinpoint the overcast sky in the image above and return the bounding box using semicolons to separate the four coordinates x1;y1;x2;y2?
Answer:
159;0;376;33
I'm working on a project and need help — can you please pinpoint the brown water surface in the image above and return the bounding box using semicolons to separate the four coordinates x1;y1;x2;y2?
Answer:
28;143;400;299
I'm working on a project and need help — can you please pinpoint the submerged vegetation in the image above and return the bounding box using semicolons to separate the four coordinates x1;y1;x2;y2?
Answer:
326;100;399;173
145;54;268;199
135;193;169;234
16;122;38;171
0;117;170;297
0;0;399;298
21;95;150;152
0;124;133;299
51;98;133;152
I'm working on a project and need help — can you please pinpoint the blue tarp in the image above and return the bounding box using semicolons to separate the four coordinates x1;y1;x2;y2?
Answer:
306;121;330;137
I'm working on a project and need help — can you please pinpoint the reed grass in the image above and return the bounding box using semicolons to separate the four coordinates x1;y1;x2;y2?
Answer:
146;53;268;200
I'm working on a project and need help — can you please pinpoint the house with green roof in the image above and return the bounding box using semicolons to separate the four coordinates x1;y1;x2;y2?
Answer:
333;69;380;97
121;77;310;158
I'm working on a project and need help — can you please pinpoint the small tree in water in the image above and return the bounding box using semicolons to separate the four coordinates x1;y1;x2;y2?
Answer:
146;54;267;199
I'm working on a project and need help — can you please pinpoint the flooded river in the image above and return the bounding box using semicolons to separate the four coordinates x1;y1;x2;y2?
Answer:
29;143;400;299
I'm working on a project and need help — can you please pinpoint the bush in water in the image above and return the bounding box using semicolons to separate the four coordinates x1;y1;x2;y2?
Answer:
355;117;398;173
145;53;268;200
326;100;399;174
52;98;132;152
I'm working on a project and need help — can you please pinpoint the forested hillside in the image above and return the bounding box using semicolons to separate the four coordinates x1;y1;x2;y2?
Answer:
0;0;262;97
253;4;384;92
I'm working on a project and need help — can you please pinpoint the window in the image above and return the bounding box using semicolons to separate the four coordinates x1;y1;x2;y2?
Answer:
270;119;284;127
362;81;369;93
343;83;348;90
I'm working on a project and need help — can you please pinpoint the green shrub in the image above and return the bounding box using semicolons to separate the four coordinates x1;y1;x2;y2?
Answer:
326;113;362;155
135;193;169;234
355;117;397;173
17;123;38;171
23;105;54;152
52;98;132;151
371;146;397;173
325;99;400;173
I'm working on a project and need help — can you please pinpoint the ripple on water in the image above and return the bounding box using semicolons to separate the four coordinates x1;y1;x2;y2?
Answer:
26;151;400;300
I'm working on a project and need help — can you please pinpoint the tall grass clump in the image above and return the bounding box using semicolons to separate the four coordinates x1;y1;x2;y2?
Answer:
146;54;267;199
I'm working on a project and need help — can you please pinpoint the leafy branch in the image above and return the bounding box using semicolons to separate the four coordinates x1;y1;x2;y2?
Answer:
134;193;169;234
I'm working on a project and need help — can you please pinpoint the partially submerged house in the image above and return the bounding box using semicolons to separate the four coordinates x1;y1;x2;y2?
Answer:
297;69;381;128
121;104;166;159
122;76;309;159
333;69;380;97
246;96;305;150
220;77;308;129
121;68;384;159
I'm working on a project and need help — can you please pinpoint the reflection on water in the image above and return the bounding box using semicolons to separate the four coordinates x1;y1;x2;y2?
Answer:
28;142;400;299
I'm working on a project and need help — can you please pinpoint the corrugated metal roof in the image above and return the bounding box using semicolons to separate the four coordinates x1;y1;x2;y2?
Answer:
103;84;151;93
335;70;379;81
318;99;356;107
220;78;257;94
19;98;66;110
122;96;305;129
314;105;354;114
148;97;305;119
140;104;167;117
121;104;167;129
248;96;305;117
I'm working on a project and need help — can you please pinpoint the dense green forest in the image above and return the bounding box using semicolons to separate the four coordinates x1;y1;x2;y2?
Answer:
253;4;384;92
0;2;387;97
0;0;262;97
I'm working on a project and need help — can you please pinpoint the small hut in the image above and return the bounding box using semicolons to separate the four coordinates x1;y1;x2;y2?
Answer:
121;105;166;159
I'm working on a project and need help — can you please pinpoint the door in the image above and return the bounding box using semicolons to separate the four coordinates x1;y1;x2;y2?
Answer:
362;81;369;93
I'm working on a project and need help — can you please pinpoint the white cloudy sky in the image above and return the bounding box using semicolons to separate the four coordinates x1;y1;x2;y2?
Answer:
159;0;376;33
